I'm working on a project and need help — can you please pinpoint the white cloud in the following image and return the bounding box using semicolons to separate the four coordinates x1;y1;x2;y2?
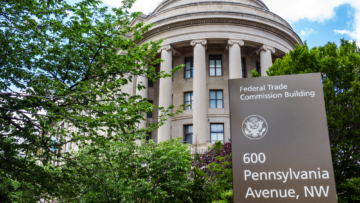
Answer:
300;28;316;37
334;29;359;41
264;0;360;45
333;7;360;44
334;29;353;35
66;10;73;16
265;0;347;22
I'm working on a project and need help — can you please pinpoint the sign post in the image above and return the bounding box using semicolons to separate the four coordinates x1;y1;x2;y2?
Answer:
229;73;337;203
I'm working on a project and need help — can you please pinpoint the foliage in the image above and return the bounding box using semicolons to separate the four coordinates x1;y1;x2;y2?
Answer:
187;167;215;203
208;156;232;192
267;39;360;203
0;174;12;203
192;141;231;170
212;190;233;203
251;69;260;77
54;138;194;202
0;173;41;202
0;0;185;200
338;178;360;203
193;140;232;201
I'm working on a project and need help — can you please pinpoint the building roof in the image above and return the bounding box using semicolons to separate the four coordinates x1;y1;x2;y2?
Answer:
151;0;269;14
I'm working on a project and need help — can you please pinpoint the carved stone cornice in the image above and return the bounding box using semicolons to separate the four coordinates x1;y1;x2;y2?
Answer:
148;4;291;31
228;39;245;46
138;19;300;49
190;39;207;47
256;45;276;55
149;12;298;41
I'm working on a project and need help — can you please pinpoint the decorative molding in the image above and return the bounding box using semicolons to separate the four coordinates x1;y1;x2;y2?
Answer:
256;45;276;55
207;114;230;118
172;113;229;121
149;11;298;41
138;19;300;48
147;2;290;31
190;39;207;47
172;114;193;121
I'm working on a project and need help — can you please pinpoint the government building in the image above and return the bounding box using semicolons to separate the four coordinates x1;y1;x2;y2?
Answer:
124;0;302;153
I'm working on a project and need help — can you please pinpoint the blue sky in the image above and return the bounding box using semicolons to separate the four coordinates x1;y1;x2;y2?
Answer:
263;0;360;48
290;4;356;48
83;0;360;49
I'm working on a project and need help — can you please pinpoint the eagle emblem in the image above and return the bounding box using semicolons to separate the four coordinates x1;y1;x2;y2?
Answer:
242;115;268;140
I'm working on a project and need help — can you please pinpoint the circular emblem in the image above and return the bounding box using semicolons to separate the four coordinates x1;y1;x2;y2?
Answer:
242;115;268;140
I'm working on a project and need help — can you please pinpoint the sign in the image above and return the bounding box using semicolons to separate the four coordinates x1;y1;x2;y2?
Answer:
229;73;337;203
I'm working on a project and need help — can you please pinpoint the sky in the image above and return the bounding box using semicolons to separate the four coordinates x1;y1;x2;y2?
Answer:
76;0;360;49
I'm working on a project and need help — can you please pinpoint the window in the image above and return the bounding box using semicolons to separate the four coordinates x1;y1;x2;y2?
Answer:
148;79;154;87
184;125;193;144
209;55;222;76
210;90;223;108
184;92;193;110
147;100;153;118
185;57;193;78
242;58;247;78
256;61;261;76
210;124;224;143
146;132;152;141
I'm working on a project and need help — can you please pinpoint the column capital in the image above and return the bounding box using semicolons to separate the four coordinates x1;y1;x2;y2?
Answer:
158;44;181;55
228;39;244;46
190;39;207;47
158;44;173;53
256;45;276;55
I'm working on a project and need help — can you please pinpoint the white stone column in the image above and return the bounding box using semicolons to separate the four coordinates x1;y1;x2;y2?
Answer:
121;76;133;96
191;39;207;144
157;45;173;142
118;50;133;95
136;75;148;129
257;45;276;76
228;39;244;79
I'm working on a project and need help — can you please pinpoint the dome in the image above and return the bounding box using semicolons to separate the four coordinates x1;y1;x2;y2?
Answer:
135;0;301;53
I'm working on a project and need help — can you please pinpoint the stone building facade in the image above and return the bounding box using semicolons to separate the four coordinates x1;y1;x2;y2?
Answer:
127;0;302;153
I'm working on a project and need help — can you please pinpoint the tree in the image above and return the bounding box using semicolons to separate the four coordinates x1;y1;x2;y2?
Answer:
0;173;13;203
193;140;233;202
265;39;360;203
0;0;183;200
56;138;193;202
